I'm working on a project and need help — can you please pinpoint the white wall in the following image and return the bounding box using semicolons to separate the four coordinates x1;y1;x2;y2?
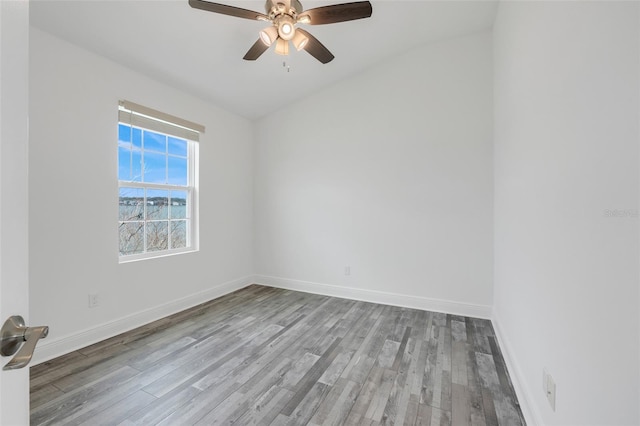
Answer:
29;28;254;361
254;31;494;317
493;2;639;425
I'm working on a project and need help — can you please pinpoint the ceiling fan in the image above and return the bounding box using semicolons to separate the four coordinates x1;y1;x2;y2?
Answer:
188;0;373;64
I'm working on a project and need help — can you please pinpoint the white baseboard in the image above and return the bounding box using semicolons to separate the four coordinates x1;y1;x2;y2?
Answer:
254;275;492;319
32;275;254;365
492;312;543;426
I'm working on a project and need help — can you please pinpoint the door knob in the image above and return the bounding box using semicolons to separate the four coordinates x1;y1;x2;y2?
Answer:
1;315;49;370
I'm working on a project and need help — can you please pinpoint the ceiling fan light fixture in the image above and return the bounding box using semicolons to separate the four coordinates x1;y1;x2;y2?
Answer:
259;26;278;46
292;30;308;51
189;0;374;63
277;15;296;40
275;38;290;55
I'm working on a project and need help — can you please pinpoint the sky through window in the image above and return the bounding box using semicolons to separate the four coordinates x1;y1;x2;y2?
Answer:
118;123;188;185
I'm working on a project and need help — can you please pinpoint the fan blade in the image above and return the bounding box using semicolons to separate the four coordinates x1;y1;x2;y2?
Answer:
296;29;334;64
189;0;268;21
243;39;269;61
302;1;372;25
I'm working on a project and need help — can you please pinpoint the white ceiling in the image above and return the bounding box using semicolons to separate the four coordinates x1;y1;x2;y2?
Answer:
30;0;498;119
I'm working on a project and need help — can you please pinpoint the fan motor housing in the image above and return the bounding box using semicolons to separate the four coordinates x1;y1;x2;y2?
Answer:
265;0;303;16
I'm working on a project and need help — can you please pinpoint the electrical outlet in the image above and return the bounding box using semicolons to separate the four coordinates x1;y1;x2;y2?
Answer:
88;293;100;308
344;266;351;276
543;368;556;411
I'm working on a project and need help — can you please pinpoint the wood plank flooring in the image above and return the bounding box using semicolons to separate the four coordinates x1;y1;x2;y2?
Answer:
30;285;525;425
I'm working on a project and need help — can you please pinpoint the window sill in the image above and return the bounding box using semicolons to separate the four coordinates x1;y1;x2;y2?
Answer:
119;247;198;264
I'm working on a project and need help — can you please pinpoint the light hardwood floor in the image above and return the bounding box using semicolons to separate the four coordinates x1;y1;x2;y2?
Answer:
31;285;525;425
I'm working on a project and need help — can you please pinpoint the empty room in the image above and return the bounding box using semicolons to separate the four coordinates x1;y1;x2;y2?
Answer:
0;0;638;425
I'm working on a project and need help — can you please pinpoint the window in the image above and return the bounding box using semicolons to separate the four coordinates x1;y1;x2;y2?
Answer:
118;101;203;261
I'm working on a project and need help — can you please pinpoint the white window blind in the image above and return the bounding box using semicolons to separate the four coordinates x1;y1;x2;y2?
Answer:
118;100;205;142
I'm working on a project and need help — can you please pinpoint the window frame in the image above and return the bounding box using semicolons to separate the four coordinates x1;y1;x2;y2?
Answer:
118;107;200;263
